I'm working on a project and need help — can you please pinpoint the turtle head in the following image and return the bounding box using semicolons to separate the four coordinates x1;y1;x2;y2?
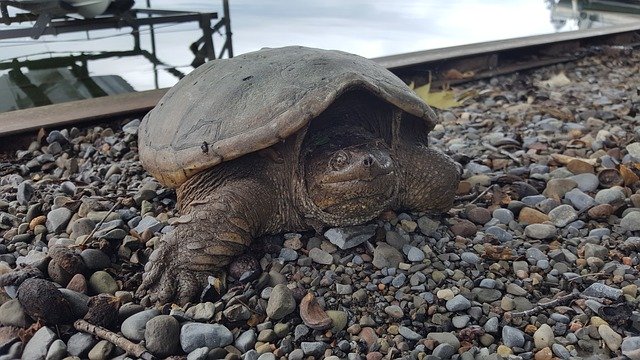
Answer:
303;126;398;221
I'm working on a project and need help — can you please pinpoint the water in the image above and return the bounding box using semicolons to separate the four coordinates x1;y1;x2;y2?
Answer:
0;0;638;110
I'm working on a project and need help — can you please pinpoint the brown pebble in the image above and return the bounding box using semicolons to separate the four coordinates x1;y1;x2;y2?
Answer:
518;207;550;224
48;246;86;287
630;194;640;208
467;207;491;225
567;159;594;174
450;219;477;237
66;273;88;293
29;215;46;230
366;352;383;360
587;204;613;220
542;179;577;199
534;347;553;360
359;327;379;348
456;181;472;195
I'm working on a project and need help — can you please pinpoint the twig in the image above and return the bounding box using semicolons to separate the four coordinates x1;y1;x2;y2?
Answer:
482;142;522;164
509;292;580;317
74;319;156;360
568;272;606;283
469;185;496;205
81;199;122;245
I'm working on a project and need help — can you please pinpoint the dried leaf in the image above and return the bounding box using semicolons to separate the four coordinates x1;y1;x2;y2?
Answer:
444;69;475;80
550;154;598;166
620;164;639;186
412;82;463;110
483;244;517;260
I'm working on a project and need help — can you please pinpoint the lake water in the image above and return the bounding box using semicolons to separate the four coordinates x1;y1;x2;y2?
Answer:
0;0;638;104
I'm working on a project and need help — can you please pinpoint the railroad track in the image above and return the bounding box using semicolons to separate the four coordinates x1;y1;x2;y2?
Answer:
1;22;640;146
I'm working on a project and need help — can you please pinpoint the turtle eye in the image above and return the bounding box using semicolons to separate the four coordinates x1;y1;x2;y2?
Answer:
330;150;349;171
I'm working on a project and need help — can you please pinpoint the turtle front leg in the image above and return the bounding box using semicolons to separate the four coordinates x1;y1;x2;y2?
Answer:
137;184;258;305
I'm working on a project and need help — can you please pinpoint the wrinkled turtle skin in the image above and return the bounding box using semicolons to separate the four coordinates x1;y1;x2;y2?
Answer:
137;46;460;304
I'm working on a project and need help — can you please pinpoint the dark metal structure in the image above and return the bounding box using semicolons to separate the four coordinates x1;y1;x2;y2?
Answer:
0;0;233;62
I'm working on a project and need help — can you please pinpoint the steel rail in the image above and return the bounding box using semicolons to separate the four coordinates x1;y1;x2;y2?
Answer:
1;23;640;141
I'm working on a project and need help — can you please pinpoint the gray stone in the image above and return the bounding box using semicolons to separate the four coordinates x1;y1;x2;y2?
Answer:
46;207;73;233
88;340;114;360
417;216;439;236
145;315;181;357
45;339;66;360
485;226;513;242
460;252;480;264
308;248;333;265
426;332;460;350
133;216;163;234
432;343;456;359
473;288;503;303
627;142;640;159
484;317;499;333
288;349;305;360
552;343;571;359
22;326;56;360
398;326;421;341
185;302;215;321
335;283;353;295
502;326;525;348
17;181;35;206
58;289;90;318
300;342;328;357
570;173;599;192
621;211;640;232
278;248;298;261
446;294;471;312
223;303;251;322
452;315;470;328
582;283;622;300
67;332;97;357
324;225;376;249
622;336;640;360
524;223;556;239
186;347;209;360
403;245;425;262
372;242;403;269
548;204;578;227
266;284;295;320
294;324;310;341
534;323;555;349
180;322;233;353
564;188;595;211
80;249;111;270
235;329;257;353
595;187;626;205
492;208;514;224
121;309;160;341
583;243;608;259
598;324;622;351
88;271;118;294
0;299;31;327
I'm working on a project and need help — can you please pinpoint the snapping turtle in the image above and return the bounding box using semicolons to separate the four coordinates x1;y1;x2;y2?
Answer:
137;46;459;304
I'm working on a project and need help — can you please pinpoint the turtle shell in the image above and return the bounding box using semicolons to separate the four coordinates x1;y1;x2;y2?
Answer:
138;46;437;187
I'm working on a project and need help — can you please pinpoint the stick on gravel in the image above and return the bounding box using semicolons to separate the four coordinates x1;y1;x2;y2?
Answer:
73;319;156;360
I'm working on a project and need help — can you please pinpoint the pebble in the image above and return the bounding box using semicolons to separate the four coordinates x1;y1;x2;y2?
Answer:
324;225;376;249
67;332;97;357
235;329;257;353
144;315;181;357
534;324;555;349
45;207;72;233
502;326;525;348
582;283;622;300
621;211;640;231
309;248;333;265
46;339;67;360
598;324;622;351
622;337;640;360
524;223;556;239
548;204;577;227
88;340;113;360
266;284;296;320
180;323;233;353
88;271;118;294
121;309;160;341
21;326;56;360
0;298;31;327
372;242;403;269
446;294;471;312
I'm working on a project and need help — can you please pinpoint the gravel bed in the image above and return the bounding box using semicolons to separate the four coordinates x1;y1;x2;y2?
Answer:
1;45;640;360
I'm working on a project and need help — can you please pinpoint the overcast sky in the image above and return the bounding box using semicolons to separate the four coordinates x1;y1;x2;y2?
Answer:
0;1;573;90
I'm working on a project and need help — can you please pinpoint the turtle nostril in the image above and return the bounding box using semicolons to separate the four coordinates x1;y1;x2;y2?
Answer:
363;155;373;167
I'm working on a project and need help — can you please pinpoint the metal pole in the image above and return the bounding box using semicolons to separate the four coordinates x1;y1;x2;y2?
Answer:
146;0;159;88
222;0;233;58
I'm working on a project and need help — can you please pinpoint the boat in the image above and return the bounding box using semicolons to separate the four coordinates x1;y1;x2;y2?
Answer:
1;0;133;19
